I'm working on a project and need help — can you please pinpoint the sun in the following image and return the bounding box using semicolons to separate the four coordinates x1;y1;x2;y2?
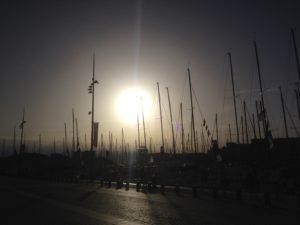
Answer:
116;87;152;124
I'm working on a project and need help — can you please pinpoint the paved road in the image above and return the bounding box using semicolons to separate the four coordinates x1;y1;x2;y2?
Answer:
0;177;299;225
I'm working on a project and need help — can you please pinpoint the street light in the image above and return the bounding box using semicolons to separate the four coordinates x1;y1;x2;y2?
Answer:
88;55;99;150
87;54;98;181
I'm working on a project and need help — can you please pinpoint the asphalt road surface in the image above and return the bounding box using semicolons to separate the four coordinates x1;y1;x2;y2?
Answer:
0;176;299;225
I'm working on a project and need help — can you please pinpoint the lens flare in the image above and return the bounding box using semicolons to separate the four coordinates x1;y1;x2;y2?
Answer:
116;87;152;124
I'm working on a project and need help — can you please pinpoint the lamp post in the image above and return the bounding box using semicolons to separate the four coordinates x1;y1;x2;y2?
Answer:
88;54;98;181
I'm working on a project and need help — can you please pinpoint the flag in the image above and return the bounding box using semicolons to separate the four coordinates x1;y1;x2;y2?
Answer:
93;122;99;147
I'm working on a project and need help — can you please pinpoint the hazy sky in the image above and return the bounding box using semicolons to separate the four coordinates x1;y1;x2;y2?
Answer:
0;0;300;153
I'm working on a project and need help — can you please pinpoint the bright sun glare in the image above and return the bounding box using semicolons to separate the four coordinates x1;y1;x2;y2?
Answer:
116;87;152;124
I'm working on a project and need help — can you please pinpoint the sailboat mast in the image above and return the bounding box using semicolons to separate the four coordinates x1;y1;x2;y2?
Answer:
38;134;41;154
254;40;268;137
279;86;289;138
228;53;240;144
166;87;176;154
187;68;197;153
295;89;300;121
149;137;152;154
100;133;103;157
141;97;147;148
137;112;141;148
121;128;124;163
76;118;80;151
33;141;36;154
53;137;56;154
201;129;205;152
259;101;266;135
243;101;249;144
241;116;244;144
64;122;68;156
215;113;219;147
13;125;16;155
157;82;165;152
291;28;300;81
255;101;262;139
180;103;185;154
252;113;257;139
1;139;4;156
72;108;75;153
195;130;199;152
19;106;26;154
229;123;232;143
84;133;87;150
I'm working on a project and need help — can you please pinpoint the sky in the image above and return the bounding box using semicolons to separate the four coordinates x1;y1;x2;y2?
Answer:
0;0;300;154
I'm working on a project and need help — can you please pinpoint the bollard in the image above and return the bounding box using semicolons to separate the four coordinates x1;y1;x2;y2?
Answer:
147;183;152;193
161;184;165;195
100;179;104;187
192;186;198;198
175;185;180;196
152;183;157;191
136;182;141;192
236;189;242;202
142;183;147;192
117;180;123;189
264;191;271;206
116;180;122;189
125;181;129;191
108;180;111;188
